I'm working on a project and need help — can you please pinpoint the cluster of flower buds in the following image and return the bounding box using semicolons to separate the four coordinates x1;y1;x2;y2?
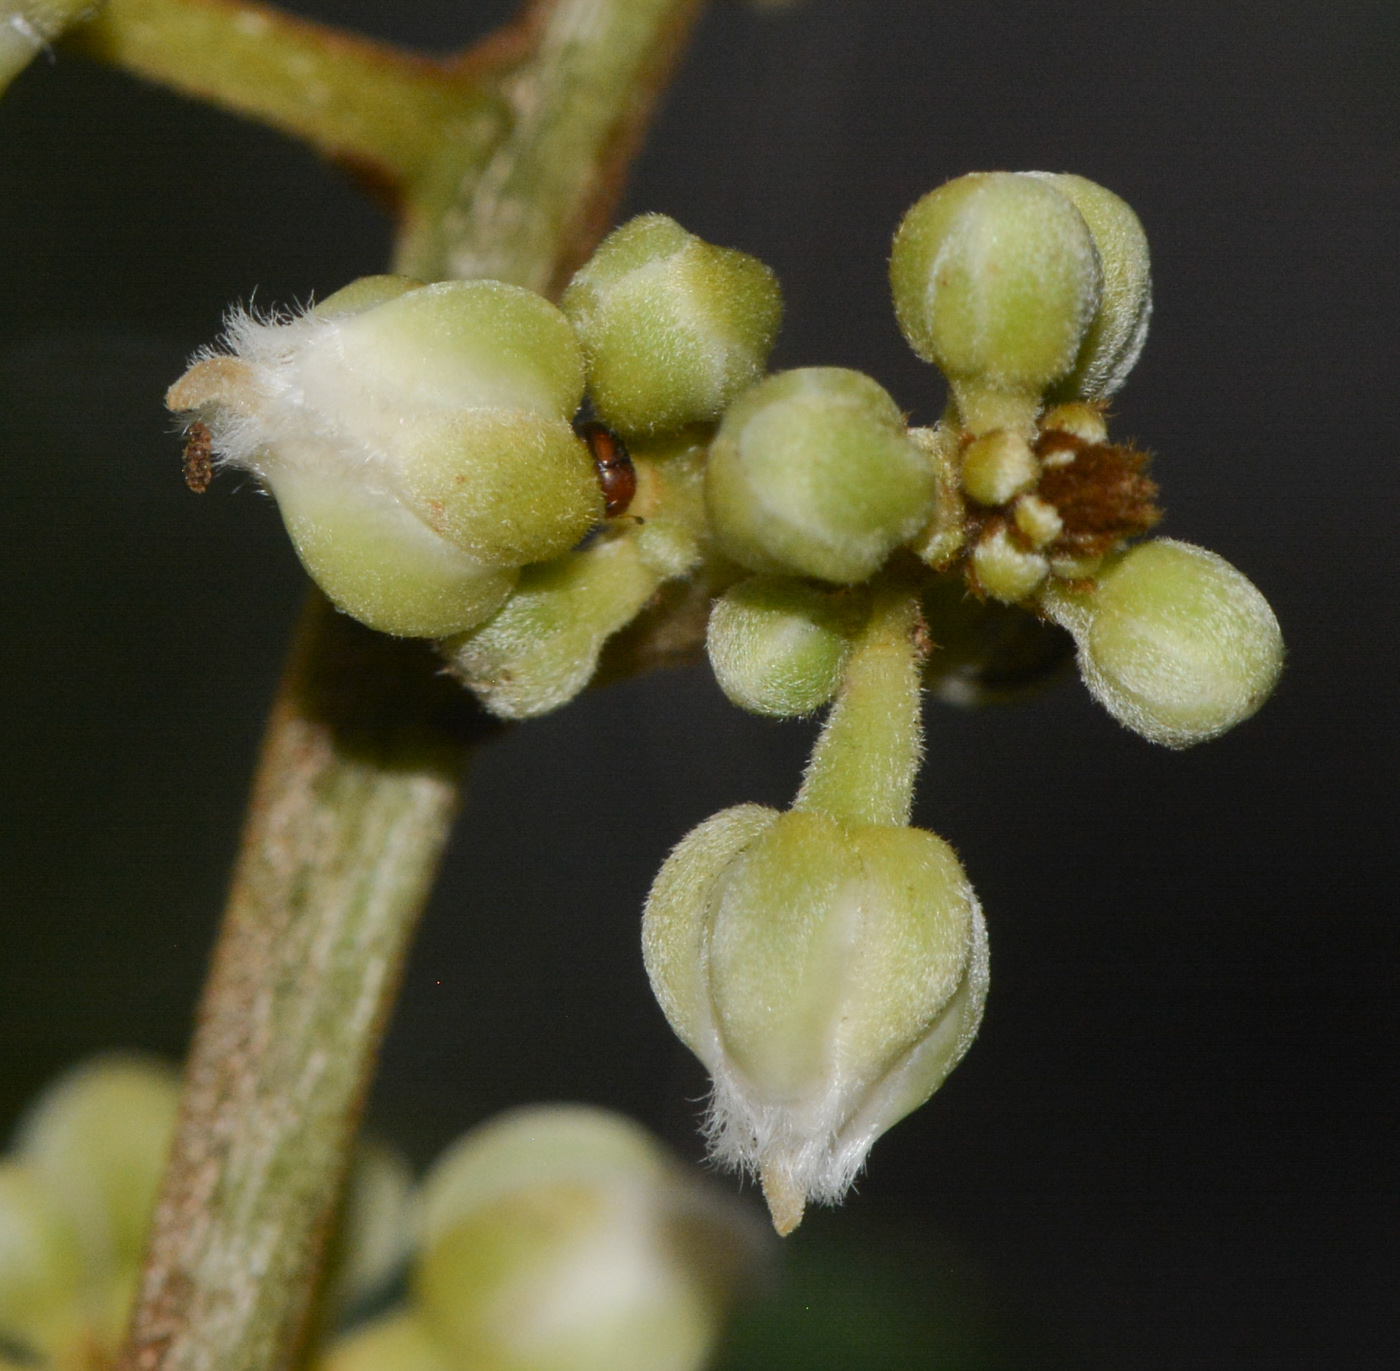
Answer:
320;1106;763;1371
170;173;1285;1234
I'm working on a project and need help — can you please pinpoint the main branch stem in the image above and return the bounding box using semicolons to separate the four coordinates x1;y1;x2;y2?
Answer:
117;3;704;1370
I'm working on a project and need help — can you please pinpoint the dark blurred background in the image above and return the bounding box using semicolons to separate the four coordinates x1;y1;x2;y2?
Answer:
1;1;1395;1366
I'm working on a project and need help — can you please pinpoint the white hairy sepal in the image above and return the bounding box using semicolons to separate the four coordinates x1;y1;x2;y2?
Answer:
1041;538;1284;747
642;807;987;1229
167;281;599;638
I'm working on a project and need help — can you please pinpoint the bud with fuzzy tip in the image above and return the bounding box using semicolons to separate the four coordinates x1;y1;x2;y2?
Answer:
706;577;857;718
1028;173;1152;401
167;278;602;639
405;1106;761;1371
889;172;1103;433
646;592;987;1234
1041;538;1283;747
706;368;937;583
562;214;782;437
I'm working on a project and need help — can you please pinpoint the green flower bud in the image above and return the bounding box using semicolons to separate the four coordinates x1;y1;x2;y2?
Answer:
442;533;664;720
1;3;93;92
322;1141;416;1321
643;806;987;1235
319;1312;450;1371
562;214;782;437
706;577;856;717
889;173;1102;432
1041;538;1284;747
14;1054;179;1285
1027;174;1152;401
167;279;602;639
414;1106;759;1371
0;1161;83;1345
706;368;937;583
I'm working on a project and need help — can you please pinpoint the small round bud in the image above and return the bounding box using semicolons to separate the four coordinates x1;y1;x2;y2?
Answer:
643;806;987;1235
0;1162;83;1341
706;368;936;583
890;173;1102;424
318;1312;450;1371
960;430;1039;506
14;1054;179;1284
415;1106;759;1371
1012;493;1064;549
167;279;601;639
1040;401;1108;443
442;534;663;720
1041;538;1284;747
707;578;856;717
1027;174;1152;400
970;526;1049;603
562;214;782;437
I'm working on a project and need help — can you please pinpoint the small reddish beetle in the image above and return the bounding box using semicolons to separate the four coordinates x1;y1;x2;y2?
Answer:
575;419;637;518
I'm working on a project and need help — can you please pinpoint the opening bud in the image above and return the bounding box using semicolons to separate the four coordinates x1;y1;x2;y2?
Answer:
706;577;857;718
643;806;987;1236
413;1106;762;1371
1041;538;1284;747
562;214;783;437
167;279;602;638
706;368;937;583
890;173;1103;431
1027;174;1152;401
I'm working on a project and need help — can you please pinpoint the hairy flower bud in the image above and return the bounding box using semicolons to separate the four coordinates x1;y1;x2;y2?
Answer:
706;577;856;717
411;1106;760;1371
1041;538;1284;747
562;214;782;437
889;173;1103;432
167;278;602;638
1027;174;1152;401
643;805;987;1235
14;1054;178;1285
706;368;937;583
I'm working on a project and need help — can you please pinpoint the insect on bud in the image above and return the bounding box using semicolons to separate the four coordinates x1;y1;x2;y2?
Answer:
1041;538;1284;747
706;577;857;718
889;173;1103;432
562;214;783;437
643;806;987;1236
411;1106;762;1371
166;278;603;639
706;368;937;584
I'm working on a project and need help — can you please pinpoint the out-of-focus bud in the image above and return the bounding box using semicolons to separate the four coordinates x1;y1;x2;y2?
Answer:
442;533;664;719
14;1054;178;1284
1027;174;1152;402
321;1141;417;1321
889;173;1103;433
167;279;602;639
413;1106;762;1371
643;805;987;1237
562;214;782;437
706;577;856;717
319;1312;451;1371
1041;538;1284;747
0;3;93;92
0;1161;83;1347
706;368;936;583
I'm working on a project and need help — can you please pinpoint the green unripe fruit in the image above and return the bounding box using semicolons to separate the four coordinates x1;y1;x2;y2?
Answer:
706;578;856;717
706;368;937;583
1028;174;1152;400
643;805;987;1235
167;279;601;639
1042;538;1284;747
14;1054;179;1284
414;1106;757;1371
890;173;1103;429
563;214;782;437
